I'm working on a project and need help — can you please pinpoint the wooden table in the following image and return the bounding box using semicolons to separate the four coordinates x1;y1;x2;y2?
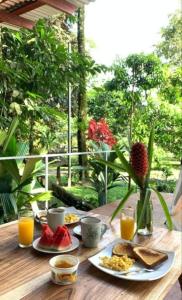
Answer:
0;202;181;300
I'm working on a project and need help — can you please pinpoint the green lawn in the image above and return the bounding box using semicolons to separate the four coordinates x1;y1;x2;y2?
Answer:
65;183;129;207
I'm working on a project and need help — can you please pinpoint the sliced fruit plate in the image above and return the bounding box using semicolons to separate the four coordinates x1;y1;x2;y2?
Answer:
33;224;79;254
33;236;79;254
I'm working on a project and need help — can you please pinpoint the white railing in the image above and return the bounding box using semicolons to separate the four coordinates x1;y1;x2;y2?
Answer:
0;150;113;208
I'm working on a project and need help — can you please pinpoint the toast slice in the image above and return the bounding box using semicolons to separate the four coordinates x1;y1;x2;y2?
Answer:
133;246;168;268
112;243;135;259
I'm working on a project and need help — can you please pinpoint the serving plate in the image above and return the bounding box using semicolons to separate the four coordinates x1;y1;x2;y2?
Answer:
35;207;86;225
73;225;81;236
33;235;79;254
88;238;175;281
73;224;108;237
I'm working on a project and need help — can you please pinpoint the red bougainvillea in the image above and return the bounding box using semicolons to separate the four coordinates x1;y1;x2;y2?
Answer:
88;118;117;148
131;142;148;177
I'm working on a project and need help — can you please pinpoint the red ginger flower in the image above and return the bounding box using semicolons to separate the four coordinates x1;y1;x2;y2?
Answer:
88;118;117;148
131;142;148;177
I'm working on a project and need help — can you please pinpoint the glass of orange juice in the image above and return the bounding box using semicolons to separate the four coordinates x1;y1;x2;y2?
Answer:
18;210;34;248
120;208;135;240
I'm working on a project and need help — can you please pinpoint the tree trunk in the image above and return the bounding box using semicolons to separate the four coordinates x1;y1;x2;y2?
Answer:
77;7;87;181
29;115;34;154
51;183;93;211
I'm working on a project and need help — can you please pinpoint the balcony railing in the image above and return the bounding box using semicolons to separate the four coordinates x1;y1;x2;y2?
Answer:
0;149;114;208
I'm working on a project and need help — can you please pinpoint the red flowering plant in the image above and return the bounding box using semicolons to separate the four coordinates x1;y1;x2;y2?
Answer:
98;128;173;236
88;118;117;148
87;119;121;206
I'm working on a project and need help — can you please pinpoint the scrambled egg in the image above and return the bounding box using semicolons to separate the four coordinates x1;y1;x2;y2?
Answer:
65;213;79;223
100;255;135;271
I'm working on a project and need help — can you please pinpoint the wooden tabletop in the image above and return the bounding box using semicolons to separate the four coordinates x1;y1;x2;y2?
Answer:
0;201;181;300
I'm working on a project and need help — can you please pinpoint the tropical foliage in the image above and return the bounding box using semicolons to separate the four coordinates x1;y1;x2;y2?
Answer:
0;118;52;222
97;129;173;232
0;17;102;152
87;119;122;206
0;10;181;222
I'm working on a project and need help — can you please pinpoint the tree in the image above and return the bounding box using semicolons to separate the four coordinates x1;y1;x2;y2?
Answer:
0;17;102;153
77;7;87;179
0;18;74;152
155;10;182;66
106;53;163;146
89;53;163;145
155;10;182;160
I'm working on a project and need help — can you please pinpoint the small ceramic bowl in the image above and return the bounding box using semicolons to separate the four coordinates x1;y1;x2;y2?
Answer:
49;255;79;285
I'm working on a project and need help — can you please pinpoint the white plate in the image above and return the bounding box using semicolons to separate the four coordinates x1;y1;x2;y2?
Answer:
33;236;80;254
73;224;108;237
35;207;85;225
88;238;175;281
73;225;81;236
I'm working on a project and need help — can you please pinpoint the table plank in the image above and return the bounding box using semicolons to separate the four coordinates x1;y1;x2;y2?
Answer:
2;226;181;300
0;200;181;300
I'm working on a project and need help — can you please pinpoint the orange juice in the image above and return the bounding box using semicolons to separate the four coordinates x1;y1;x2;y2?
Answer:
18;217;34;247
120;216;135;240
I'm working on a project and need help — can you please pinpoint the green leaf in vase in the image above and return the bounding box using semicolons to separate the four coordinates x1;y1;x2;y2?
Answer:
152;188;173;230
110;187;134;222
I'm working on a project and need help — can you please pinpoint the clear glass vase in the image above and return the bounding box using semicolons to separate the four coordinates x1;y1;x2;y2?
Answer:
136;192;153;236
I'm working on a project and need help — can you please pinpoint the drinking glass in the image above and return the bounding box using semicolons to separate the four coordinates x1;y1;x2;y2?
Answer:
120;208;135;240
18;210;34;248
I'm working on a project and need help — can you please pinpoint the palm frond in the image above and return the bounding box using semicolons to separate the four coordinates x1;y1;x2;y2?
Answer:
3;117;19;153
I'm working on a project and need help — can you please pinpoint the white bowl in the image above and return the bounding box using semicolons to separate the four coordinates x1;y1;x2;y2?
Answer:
49;255;79;285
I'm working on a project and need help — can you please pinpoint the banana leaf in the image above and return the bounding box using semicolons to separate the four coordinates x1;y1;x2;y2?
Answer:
0;193;17;218
27;191;52;203
95;159;125;173
17;191;52;209
152;188;173;230
2;117;19;153
0;159;20;184
110;187;134;222
12;177;33;193
20;157;41;184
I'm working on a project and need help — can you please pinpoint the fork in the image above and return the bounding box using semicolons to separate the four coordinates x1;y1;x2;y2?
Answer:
113;268;155;275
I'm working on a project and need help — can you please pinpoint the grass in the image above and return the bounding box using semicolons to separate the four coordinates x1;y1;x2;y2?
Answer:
65;183;130;207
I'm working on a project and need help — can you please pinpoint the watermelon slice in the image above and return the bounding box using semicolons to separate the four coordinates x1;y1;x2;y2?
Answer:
38;224;54;249
52;225;72;250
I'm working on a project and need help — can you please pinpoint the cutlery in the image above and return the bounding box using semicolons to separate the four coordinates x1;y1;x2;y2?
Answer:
114;268;155;275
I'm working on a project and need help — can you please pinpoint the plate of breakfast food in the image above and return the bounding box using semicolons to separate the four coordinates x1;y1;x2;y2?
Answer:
35;207;84;225
64;213;80;225
33;224;79;254
88;239;175;281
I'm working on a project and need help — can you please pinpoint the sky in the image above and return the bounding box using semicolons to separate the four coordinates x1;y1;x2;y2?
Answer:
85;0;180;66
